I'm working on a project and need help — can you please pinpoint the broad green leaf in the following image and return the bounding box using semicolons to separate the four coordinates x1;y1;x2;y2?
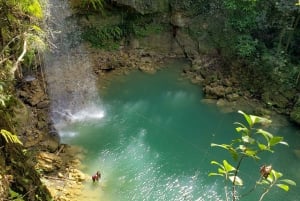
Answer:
211;161;224;169
267;171;274;183
245;149;257;158
0;129;23;145
211;143;233;151
256;129;273;141
280;179;296;186
208;173;224;177
223;160;236;172
276;184;289;191
238;110;252;127
269;136;284;146
242;136;255;144
250;115;271;125
218;168;226;174
272;170;283;180
229;176;243;186
257;179;270;185
279;141;289;146
257;142;268;151
239;145;247;151
235;126;248;133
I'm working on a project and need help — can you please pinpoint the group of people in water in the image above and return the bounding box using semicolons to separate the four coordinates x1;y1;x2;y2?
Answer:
92;171;101;182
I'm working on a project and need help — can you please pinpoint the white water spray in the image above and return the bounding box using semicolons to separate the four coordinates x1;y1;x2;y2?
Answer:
43;0;104;129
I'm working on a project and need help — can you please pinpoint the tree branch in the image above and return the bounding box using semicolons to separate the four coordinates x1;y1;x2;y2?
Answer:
10;35;27;77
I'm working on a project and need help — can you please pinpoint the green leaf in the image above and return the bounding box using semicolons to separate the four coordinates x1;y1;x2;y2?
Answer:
279;141;289;146
267;171;274;183
0;129;23;145
269;136;284;146
211;143;233;151
276;184;289;191
272;170;283;180
218;168;226;174
244;149;258;158
238;110;252;127
242;136;255;144
256;129;273;141
235;126;248;133
229;176;243;186
280;179;296;186
223;160;236;172
208;172;224;177
249;115;271;125
257;142;268;151
257;179;270;185
211;161;224;169
239;145;247;151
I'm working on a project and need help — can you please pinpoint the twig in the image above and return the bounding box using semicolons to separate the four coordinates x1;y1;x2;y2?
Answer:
10;36;27;77
56;144;65;155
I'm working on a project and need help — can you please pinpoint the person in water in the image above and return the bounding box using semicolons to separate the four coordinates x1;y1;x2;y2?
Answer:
92;171;101;182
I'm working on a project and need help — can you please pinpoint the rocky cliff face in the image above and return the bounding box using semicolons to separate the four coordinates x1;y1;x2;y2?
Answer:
0;72;60;200
92;1;300;124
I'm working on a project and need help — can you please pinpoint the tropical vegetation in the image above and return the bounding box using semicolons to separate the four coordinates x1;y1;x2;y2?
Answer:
209;111;296;201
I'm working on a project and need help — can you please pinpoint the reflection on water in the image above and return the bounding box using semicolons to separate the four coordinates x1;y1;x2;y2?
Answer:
59;61;300;201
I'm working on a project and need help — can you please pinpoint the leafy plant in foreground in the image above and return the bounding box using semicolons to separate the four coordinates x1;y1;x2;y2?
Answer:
209;110;296;201
0;129;23;145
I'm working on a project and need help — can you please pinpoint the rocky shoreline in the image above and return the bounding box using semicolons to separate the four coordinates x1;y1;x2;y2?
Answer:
6;45;297;200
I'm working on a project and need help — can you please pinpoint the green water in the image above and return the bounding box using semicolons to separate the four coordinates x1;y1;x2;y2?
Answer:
58;60;300;201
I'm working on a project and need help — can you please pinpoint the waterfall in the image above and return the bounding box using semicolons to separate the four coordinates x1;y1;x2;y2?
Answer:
43;0;104;128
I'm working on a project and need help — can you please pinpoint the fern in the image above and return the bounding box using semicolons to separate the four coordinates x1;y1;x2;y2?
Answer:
0;129;23;145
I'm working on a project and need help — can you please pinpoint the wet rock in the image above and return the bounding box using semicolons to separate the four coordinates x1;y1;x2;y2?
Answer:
226;93;240;101
40;135;60;153
290;96;300;124
204;85;226;98
23;130;44;148
262;91;290;109
171;12;186;28
190;75;204;84
36;152;63;173
37;100;50;109
68;168;87;182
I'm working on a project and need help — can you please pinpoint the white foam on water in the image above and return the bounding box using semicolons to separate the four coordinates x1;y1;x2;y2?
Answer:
53;104;106;134
70;105;105;122
59;130;78;138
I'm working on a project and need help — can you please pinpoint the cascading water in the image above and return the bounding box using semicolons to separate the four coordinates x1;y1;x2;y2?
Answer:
43;0;104;128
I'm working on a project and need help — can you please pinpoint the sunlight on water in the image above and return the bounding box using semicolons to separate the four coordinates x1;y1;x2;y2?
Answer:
86;130;224;201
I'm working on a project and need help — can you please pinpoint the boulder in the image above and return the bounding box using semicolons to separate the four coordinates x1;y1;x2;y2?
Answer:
204;85;226;98
36;152;63;173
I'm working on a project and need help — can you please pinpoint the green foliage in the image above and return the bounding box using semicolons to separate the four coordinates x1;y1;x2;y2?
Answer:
0;129;23;145
209;110;295;201
71;0;104;11
131;23;164;38
9;188;24;201
0;82;11;107
235;35;258;57
0;0;45;99
81;25;123;50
